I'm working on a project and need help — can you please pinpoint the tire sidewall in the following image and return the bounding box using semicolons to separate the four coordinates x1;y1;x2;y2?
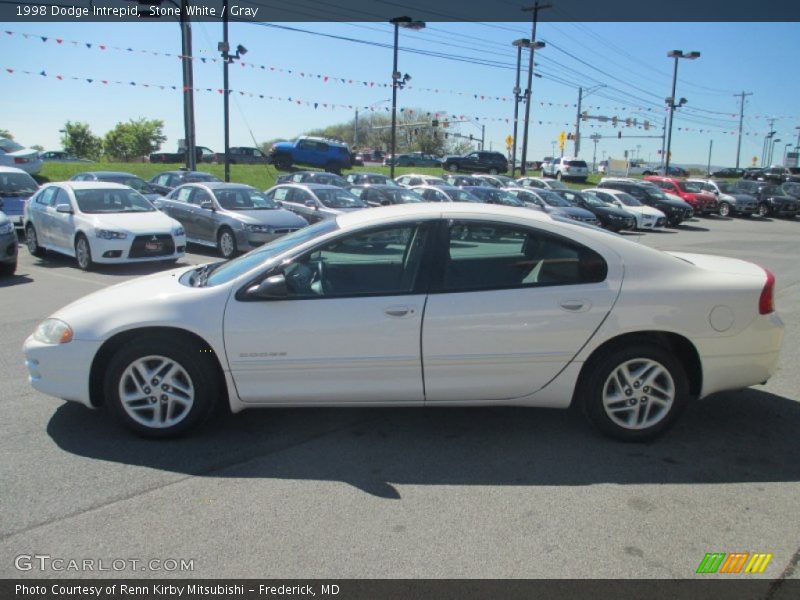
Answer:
26;224;41;256
105;335;218;438
217;228;237;259
580;344;689;442
75;234;93;271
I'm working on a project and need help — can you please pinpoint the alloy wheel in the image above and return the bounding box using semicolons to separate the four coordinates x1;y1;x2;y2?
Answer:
118;355;195;429
601;358;675;430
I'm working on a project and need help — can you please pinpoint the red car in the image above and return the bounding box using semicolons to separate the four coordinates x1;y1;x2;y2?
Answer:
643;176;718;215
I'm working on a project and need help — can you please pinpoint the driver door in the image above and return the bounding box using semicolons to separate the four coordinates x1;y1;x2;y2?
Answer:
224;221;434;404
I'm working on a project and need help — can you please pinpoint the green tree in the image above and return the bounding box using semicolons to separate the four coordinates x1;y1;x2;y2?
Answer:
30;144;44;152
103;118;166;162
0;129;12;139
61;121;103;160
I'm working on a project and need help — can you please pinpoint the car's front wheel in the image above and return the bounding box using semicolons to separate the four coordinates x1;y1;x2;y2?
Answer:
447;163;459;172
105;335;219;438
718;202;731;217
217;227;237;259
0;260;16;276
581;344;689;441
488;168;499;175
26;224;46;257
756;203;769;217
75;234;93;271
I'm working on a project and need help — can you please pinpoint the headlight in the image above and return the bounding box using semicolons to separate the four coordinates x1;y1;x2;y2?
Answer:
172;226;185;237
244;224;271;233
95;229;127;240
33;318;73;344
0;221;13;234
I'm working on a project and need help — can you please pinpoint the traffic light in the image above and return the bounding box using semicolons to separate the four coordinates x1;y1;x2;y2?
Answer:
432;119;439;127
644;120;650;131
611;116;618;127
581;111;588;121
617;131;622;139
625;118;632;127
567;133;574;141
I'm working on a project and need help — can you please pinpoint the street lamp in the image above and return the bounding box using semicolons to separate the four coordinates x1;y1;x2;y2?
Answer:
519;39;546;176
783;142;792;165
762;130;776;167
510;38;531;177
389;16;425;179
769;138;781;167
664;50;700;172
220;0;247;182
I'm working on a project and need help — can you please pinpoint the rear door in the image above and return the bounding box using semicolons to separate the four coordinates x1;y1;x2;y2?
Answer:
422;218;622;402
30;186;58;245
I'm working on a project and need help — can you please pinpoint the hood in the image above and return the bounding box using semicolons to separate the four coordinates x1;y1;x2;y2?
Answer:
724;193;756;205
222;208;308;227
558;206;596;219
272;141;294;152
86;210;180;233
658;194;692;208
591;204;631;218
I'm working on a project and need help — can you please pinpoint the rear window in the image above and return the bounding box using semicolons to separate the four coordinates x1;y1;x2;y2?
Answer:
567;161;588;167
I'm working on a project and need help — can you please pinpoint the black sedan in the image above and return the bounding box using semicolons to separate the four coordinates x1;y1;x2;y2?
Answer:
444;175;487;187
710;167;746;179
461;186;527;208
349;184;425;207
149;170;221;191
735;180;798;218
345;172;399;186
552;189;636;231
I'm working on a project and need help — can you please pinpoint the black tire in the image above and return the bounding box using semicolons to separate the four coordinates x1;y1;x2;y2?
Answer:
274;156;292;170
324;161;342;175
756;203;769;217
718;202;731;217
667;217;682;228
580;344;689;442
488;168;499;175
0;260;16;276
447;163;459;172
540;170;547;178
74;233;93;271
217;227;237;259
26;224;45;257
556;171;563;181
105;334;219;438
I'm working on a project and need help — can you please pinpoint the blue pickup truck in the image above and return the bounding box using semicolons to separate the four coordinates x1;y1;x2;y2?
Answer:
268;136;352;174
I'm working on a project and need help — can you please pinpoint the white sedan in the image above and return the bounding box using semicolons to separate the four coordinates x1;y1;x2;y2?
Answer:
23;203;783;441
24;181;186;270
0;137;43;175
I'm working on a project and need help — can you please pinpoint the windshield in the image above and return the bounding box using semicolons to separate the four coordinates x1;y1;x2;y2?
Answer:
539;190;571;207
446;189;482;202
736;181;758;192
204;220;338;287
424;177;446;185
610;191;641;206
567;160;588;167
386;190;424;203
782;183;800;197
678;181;705;193
100;175;150;192
0;138;26;153
216;188;279;210
576;192;607;208
715;181;735;193
365;175;396;185
315;189;367;208
0;172;39;196
74;188;156;213
186;174;220;183
313;174;346;186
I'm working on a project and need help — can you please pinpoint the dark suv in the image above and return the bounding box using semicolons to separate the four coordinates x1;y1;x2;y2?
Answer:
735;180;798;217
443;151;508;175
268;136;352;174
598;179;694;227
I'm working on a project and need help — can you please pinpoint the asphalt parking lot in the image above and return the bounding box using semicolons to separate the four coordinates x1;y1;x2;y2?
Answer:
1;214;799;582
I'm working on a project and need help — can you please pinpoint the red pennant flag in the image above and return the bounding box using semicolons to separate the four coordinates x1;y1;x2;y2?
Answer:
56;39;62;44
99;45;106;50
57;75;63;80
5;68;13;73
102;80;108;84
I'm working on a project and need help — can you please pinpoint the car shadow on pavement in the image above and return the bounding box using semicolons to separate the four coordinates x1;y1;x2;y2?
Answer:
674;223;710;232
26;252;191;277
0;272;33;287
46;387;800;498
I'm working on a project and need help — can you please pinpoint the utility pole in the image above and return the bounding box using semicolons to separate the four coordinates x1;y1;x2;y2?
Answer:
574;87;582;157
179;0;196;170
354;109;359;147
762;118;776;167
734;91;752;169
590;133;601;172
706;139;713;176
659;117;667;170
510;38;530;178
519;1;550;176
481;124;485;151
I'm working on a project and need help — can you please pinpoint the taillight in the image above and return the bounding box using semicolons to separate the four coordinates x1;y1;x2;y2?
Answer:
759;268;775;315
14;157;28;164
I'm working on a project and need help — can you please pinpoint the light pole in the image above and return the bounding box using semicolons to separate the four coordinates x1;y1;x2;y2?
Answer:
219;0;247;182
783;142;792;165
389;16;425;179
762;131;776;167
573;84;605;158
769;138;781;166
590;133;601;172
664;50;700;172
511;38;531;177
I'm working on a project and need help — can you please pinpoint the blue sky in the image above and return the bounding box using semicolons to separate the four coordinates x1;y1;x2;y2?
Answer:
1;20;799;167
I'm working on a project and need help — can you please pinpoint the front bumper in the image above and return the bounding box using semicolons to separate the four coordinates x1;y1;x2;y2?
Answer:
90;234;185;264
1;231;18;264
236;228;303;249
23;336;102;408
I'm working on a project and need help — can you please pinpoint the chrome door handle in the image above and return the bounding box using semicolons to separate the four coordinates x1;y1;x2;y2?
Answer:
385;306;415;318
559;300;589;312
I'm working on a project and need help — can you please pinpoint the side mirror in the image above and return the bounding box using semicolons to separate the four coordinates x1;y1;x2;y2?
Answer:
614;200;622;208
304;199;317;209
246;274;288;299
275;200;283;207
200;200;214;210
56;204;73;214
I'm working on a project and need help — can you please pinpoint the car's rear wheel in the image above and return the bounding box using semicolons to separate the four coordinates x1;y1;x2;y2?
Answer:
274;156;291;170
488;168;499;175
718;202;731;217
0;260;16;276
75;234;93;271
26;224;45;257
556;171;563;181
581;344;689;441
105;335;219;438
325;161;342;175
756;203;769;217
217;227;237;259
447;163;459;172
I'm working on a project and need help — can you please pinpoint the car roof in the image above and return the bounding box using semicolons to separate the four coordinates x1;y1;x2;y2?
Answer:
79;171;139;177
275;183;344;191
157;170;215;176
191;182;254;190
0;166;34;174
52;181;130;190
349;172;388;177
350;184;405;190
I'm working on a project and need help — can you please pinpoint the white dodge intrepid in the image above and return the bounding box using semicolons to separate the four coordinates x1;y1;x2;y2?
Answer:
23;203;784;440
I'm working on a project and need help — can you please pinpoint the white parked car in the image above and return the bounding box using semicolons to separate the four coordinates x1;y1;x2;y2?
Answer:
541;157;589;182
23;203;783;441
0;137;43;175
394;174;447;188
516;176;569;191
24;182;186;270
585;188;667;230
